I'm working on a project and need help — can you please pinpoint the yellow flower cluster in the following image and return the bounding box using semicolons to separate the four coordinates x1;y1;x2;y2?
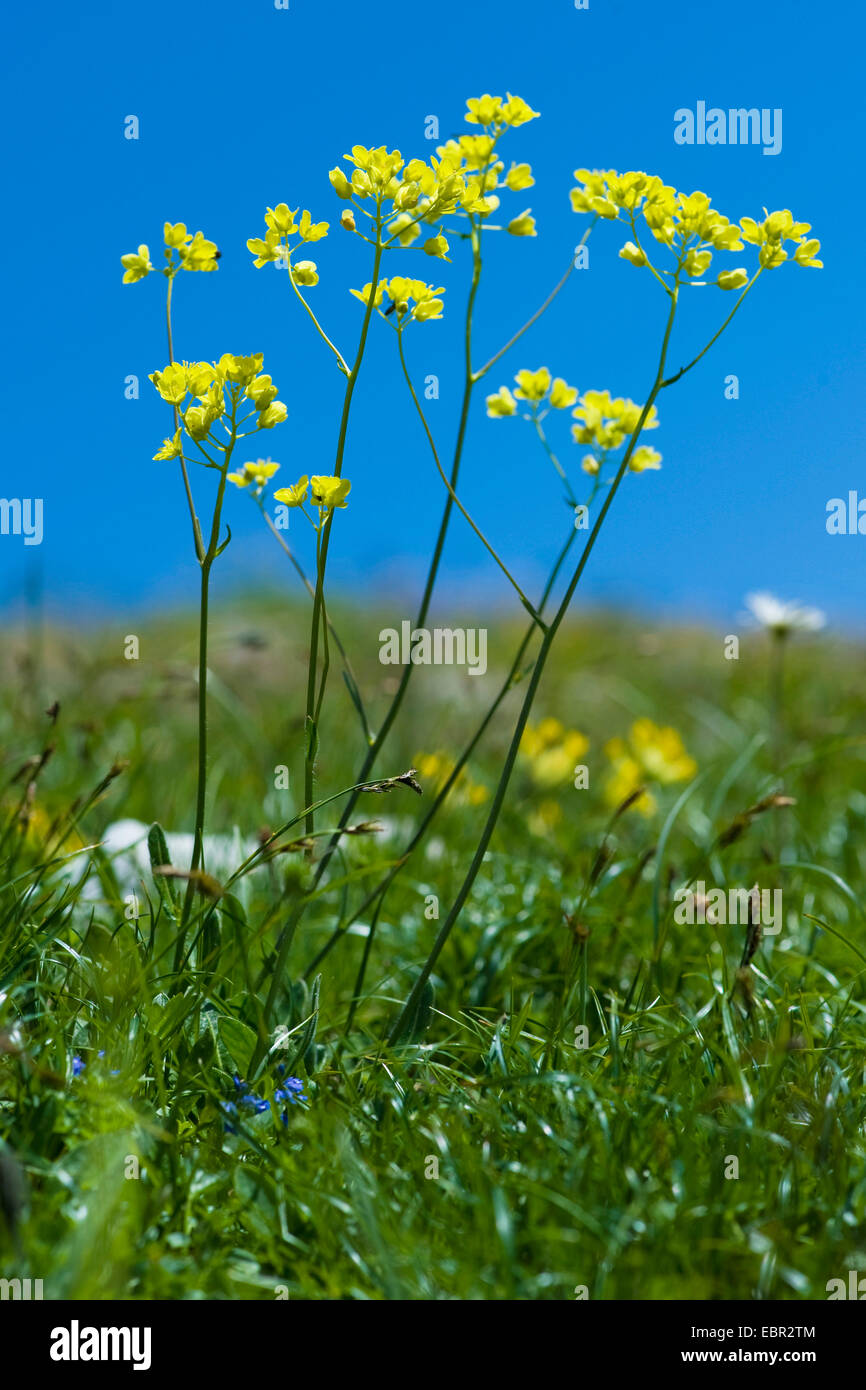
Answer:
273;475;351;512
520;717;589;789
436;93;541;238
150;354;286;456
572;390;661;474
247;204;329;284
486;367;578;417
740;209;822;269
603;717;696;817
227;458;280;491
122;222;219;283
415;751;489;807
351;276;445;323
571;169;821;286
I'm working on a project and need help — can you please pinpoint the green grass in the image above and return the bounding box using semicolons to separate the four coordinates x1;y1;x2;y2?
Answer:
1;598;865;1299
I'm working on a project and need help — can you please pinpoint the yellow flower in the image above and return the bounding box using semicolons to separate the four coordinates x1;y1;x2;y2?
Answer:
273;476;309;508
258;401;288;429
504;162;535;191
265;204;298;234
329;167;354;199
629;445;662;473
180;230;219;272
619;241;648;267
181;362;212;397
298;210;329;242
508;209;537;237
292;260;319;286
247;230;283;267
149;363;187;405
153;430;183;461
571;390;659;452
685;249;712;278
380;277;446;322
486;386;517;418
793;238;822;268
183;405;217;441
514;367;551;403
581;455;600;475
311;475;351;509
217;353;264;386
520;719;589;789
549;377;578;409
603;717;696;816
717;268;749;290
164;222;192;249
350;281;386;309
423;233;450;260
228;458;280;489
245;374;278;410
465;94;505;127
121;244;152;284
528;799;563;836
501;93;540;128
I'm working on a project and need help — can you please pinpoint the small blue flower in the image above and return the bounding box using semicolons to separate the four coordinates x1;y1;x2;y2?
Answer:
221;1072;308;1131
71;1056;85;1077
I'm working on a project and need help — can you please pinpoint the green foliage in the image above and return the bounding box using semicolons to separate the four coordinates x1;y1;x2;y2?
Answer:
0;605;863;1299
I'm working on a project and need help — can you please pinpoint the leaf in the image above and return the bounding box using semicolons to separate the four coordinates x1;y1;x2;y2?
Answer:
147;823;178;914
219;1016;259;1076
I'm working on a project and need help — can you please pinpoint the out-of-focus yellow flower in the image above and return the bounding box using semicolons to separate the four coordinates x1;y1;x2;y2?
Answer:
311;475;351;509
508;209;537;237
528;799;563;836
486;386;517;418
121;244;152;283
629;445;662;473
514;367;551;402
274;476;309;508
415;751;488;807
717;268;749;290
572;390;659;453
549;377;578;409
227;458;280;490
603;717;696;816
423;233;450;260
581;455;600;475
520;718;589;789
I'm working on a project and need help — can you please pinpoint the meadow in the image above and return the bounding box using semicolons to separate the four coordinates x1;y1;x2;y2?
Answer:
1;596;864;1301
1;90;853;1305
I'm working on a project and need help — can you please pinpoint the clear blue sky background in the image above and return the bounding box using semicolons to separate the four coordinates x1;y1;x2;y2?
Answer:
2;0;862;630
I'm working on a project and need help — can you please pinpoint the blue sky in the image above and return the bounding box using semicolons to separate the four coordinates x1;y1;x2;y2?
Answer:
2;0;862;631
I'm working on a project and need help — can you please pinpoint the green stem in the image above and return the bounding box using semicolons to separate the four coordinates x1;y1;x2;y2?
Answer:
388;289;681;1045
397;328;544;626
302;213;385;840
